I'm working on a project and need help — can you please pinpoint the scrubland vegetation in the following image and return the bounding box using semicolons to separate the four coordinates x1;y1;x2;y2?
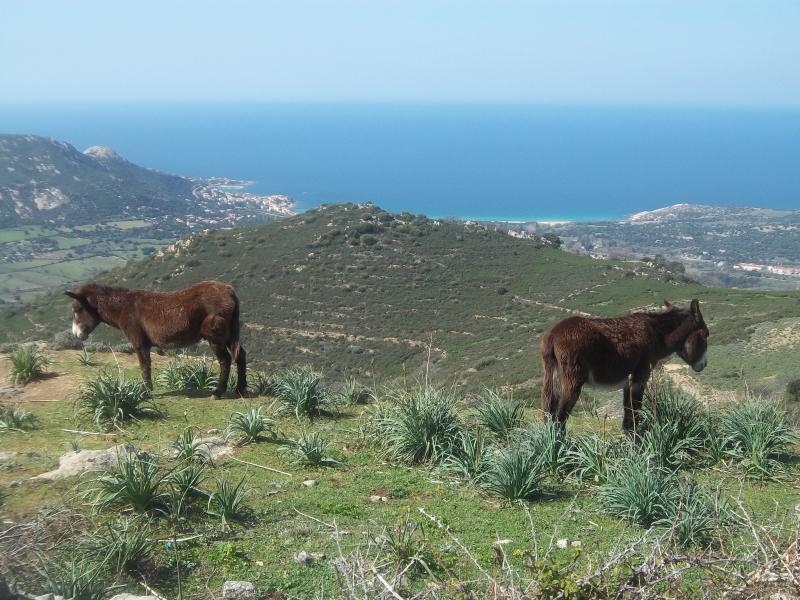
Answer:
0;348;798;599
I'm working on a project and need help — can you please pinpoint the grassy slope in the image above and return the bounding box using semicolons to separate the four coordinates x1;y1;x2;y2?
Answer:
1;351;797;598
4;203;800;398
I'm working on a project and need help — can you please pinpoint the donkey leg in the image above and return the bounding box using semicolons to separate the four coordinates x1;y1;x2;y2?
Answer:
234;346;247;396
555;364;582;432
540;343;559;423
622;374;648;436
208;341;232;399
135;345;153;391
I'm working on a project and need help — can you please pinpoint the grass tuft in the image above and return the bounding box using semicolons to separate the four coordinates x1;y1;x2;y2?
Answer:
77;371;162;431
268;366;327;419
85;450;169;513
7;345;51;385
82;516;152;575
473;389;524;439
207;475;249;527
370;386;461;464
0;404;37;432
226;405;278;445
171;427;212;463
482;444;547;500
282;431;338;466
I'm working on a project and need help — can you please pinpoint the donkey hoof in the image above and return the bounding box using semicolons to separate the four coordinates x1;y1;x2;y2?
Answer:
212;393;223;400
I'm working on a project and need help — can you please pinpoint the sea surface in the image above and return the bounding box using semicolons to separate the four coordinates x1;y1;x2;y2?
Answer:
1;103;799;221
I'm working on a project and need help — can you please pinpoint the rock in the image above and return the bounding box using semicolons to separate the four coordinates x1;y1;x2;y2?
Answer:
31;445;146;481
207;428;221;435
556;538;569;549
108;595;160;600
302;479;316;488
9;479;21;488
197;437;234;460
294;550;325;566
221;581;256;600
369;495;387;503
570;540;582;548
32;595;65;600
0;451;17;461
0;386;22;400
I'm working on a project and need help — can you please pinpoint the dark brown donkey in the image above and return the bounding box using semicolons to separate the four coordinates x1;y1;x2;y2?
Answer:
540;300;708;432
65;280;246;398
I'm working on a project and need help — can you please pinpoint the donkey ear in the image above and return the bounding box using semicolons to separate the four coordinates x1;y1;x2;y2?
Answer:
64;291;86;304
690;299;701;319
663;300;673;309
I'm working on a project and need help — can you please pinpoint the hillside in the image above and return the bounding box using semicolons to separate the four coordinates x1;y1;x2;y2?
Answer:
521;203;800;290
0;134;196;225
5;203;800;398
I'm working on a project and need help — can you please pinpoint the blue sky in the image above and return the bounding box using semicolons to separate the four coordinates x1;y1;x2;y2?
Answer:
2;0;798;107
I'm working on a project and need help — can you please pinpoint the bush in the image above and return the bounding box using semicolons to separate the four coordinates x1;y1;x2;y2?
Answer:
82;516;152;575
77;348;96;366
77;371;162;431
269;366;327;420
85;451;170;513
111;342;135;354
442;428;492;482
334;378;374;405
567;434;623;485
207;475;249;527
37;558;106;600
171;427;212;463
282;431;338;466
474;390;524;439
598;453;678;527
0;405;37;432
482;445;547;500
52;330;84;350
657;479;721;549
515;419;571;476
719;397;794;479
83;341;110;353
370;386;461;464
226;406;277;446
639;384;710;468
7;345;51;385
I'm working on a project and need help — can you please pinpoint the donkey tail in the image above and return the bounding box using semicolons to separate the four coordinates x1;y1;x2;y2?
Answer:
540;333;559;416
228;293;241;362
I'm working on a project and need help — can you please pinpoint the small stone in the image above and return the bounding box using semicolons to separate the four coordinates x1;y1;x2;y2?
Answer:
207;428;221;435
556;538;569;549
570;540;582;548
9;480;21;488
0;451;17;461
493;539;513;547
369;495;387;503
302;479;316;488
294;550;313;565
221;581;256;600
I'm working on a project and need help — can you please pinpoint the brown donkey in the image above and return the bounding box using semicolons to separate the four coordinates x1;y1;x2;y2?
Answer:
540;300;708;432
65;280;246;398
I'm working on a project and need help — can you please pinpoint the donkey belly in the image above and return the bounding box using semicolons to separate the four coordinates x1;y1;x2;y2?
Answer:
586;370;629;390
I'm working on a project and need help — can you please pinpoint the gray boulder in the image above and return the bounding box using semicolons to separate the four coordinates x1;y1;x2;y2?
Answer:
221;581;256;600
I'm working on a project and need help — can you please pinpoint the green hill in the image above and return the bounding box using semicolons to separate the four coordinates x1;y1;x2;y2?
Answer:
0;134;194;226
5;202;800;396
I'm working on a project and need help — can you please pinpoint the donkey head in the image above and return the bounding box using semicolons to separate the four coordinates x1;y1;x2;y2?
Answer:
64;290;101;340
672;299;709;372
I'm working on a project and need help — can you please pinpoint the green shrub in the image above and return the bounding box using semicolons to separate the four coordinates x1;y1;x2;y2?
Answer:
111;342;134;354
442;428;492;482
52;329;84;350
473;390;524;439
167;463;208;501
207;475;249;527
269;366;327;420
719;397;794;479
515;419;571;476
82;516;152;575
77;348;96;366
383;517;428;570
334;377;374;405
171;427;211;463
370;386;461;464
482;445;547;500
282;431;338;466
598;453;678;527
657;479;721;549
85;451;169;513
83;341;110;353
567;434;623;485
226;406;277;446
37;558;106;600
77;371;162;431
0;405;37;432
7;345;51;385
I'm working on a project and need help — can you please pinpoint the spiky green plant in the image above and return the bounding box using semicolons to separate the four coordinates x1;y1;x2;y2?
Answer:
207;475;249;527
226;405;277;445
474;390;525;439
85;451;170;513
442;428;492;482
82;516;152;575
37;558;106;600
77;371;162;431
185;358;219;391
656;479;721;549
282;431;338;466
567;433;623;485
370;386;461;464
383;517;428;571
77;348;96;367
167;463;208;499
7;345;51;385
269;366;327;419
515;419;571;476
0;404;37;432
482;445;547;500
249;371;273;396
171;427;211;462
334;377;374;405
156;357;187;390
598;453;678;527
719;397;795;479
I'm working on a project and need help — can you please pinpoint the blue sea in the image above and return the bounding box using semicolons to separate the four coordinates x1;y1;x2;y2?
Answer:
1;103;799;221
